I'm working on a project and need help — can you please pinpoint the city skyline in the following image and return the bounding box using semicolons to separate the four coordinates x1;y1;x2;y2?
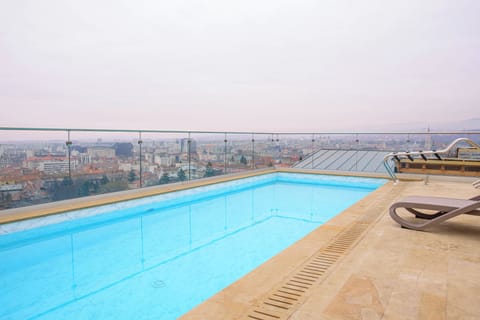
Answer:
1;1;479;131
2;130;478;210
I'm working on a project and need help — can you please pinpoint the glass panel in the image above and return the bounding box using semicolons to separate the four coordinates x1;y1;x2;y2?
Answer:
138;132;187;186
69;130;139;195
189;132;225;181
0;130;70;209
1;128;479;211
225;133;254;174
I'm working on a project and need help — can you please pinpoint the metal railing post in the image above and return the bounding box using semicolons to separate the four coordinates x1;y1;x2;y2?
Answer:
138;132;143;188
188;132;191;181
224;133;227;175
276;134;280;165
311;134;315;169
251;133;255;170
355;133;359;171
66;130;72;180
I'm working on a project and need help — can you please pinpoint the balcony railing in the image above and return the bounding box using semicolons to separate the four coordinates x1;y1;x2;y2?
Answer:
0;127;479;210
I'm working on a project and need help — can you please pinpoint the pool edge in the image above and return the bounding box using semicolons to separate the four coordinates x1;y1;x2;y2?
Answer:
0;168;395;225
0;169;276;224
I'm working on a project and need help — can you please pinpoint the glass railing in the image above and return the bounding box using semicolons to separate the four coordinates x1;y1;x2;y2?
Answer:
0;127;479;210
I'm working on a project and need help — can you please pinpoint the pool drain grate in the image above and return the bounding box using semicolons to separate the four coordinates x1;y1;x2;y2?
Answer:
246;222;368;320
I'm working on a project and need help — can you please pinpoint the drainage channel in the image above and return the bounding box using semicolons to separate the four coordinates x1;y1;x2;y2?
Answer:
245;222;369;320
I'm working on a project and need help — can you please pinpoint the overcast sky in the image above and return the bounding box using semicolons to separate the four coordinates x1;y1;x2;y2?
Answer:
1;0;479;132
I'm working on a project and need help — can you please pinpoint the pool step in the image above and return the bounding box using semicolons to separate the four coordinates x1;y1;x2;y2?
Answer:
245;222;369;320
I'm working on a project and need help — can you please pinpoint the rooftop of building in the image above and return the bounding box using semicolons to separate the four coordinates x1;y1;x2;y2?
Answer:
294;149;391;174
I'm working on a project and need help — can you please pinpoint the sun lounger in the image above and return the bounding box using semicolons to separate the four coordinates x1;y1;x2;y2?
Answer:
389;195;480;231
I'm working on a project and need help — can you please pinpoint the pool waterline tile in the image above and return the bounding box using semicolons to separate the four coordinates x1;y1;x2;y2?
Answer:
0;169;385;234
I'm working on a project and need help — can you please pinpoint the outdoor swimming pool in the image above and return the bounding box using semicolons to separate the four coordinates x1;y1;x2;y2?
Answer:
0;173;385;319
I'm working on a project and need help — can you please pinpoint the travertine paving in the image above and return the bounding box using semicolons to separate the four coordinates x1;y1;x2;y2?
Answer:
181;176;480;320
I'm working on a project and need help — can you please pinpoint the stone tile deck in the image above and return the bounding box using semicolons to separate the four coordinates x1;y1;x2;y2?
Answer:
181;176;480;320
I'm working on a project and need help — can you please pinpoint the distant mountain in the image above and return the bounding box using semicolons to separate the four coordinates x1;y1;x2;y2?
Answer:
435;118;480;131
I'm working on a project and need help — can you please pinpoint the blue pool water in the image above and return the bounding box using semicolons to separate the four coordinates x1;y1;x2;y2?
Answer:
0;173;385;320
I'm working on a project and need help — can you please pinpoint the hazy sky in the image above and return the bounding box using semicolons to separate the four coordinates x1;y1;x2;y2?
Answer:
1;0;479;132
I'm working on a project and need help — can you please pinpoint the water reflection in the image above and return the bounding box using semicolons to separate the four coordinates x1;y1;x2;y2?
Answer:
0;180;373;319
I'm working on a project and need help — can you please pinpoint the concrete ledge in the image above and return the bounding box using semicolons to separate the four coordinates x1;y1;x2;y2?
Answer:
0;168;276;224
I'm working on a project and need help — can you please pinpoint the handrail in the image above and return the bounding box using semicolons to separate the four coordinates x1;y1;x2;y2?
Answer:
383;138;480;182
1;126;480;136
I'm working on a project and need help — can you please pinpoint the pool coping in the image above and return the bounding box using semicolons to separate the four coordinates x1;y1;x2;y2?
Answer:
0;168;394;225
0;168;276;224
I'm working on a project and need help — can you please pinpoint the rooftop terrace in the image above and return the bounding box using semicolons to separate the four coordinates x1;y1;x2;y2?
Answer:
1;128;479;319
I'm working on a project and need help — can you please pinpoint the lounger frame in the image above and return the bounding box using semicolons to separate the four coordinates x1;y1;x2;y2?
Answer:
389;195;480;231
